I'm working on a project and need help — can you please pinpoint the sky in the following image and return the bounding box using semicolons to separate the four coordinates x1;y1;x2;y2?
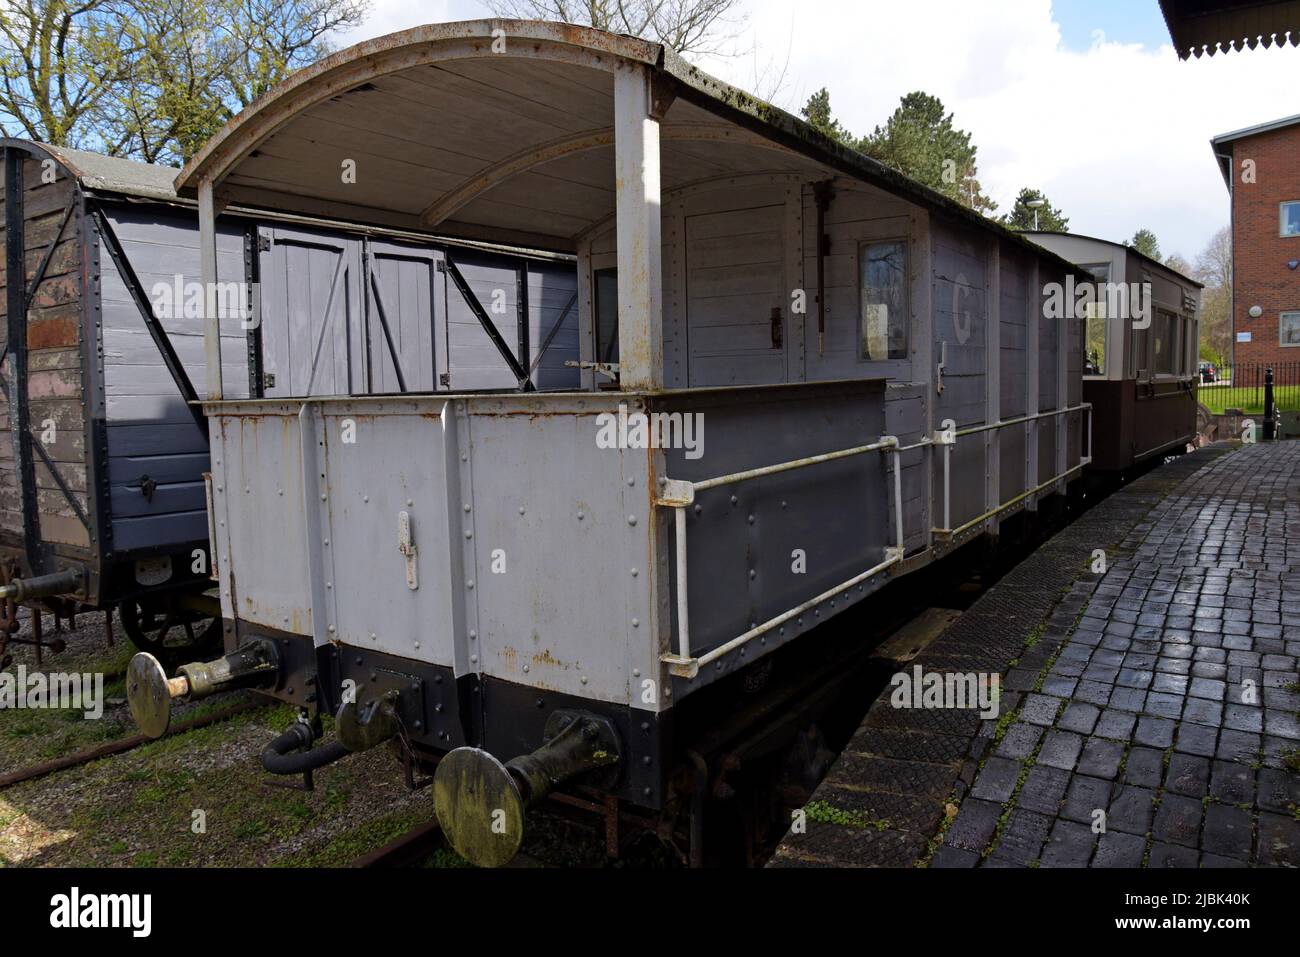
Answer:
335;0;1300;265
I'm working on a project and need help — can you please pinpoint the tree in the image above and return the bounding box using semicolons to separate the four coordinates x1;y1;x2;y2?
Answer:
1129;228;1160;260
859;91;997;215
1162;252;1193;277
800;87;854;148
1194;225;1232;364
0;0;368;164
484;0;745;55
1002;187;1069;232
0;0;147;145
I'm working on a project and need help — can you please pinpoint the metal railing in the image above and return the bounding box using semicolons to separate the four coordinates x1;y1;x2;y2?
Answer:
1199;362;1300;414
934;403;1092;538
656;436;908;678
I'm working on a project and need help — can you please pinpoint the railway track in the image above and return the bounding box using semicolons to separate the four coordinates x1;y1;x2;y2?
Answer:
0;699;264;791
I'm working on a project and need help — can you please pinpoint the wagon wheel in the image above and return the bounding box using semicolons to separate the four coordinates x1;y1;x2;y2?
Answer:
118;594;222;672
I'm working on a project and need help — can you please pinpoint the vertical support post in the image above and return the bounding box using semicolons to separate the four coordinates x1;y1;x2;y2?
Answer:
198;178;223;401
1056;273;1069;491
674;505;689;659
985;242;1001;534
1263;366;1275;441
1025;262;1040;509
613;64;663;391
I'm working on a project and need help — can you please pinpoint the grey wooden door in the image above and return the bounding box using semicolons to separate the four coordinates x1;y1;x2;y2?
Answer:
258;226;364;397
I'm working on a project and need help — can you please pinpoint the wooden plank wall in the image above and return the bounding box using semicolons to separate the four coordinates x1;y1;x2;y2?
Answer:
0;156;90;551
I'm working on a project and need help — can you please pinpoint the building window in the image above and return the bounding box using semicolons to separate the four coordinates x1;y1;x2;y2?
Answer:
593;268;619;363
1282;202;1300;238
859;239;908;361
1282;311;1300;347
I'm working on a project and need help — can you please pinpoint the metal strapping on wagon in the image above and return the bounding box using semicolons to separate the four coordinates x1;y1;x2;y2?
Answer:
657;435;908;678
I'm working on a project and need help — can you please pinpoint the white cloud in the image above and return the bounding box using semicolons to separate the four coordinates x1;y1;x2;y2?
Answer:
341;0;1300;261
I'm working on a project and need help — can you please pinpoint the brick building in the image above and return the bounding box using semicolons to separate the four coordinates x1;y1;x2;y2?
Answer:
1211;114;1300;367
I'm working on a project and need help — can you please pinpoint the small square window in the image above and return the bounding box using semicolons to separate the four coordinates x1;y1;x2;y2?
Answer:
1281;311;1300;347
1282;202;1300;238
859;239;908;361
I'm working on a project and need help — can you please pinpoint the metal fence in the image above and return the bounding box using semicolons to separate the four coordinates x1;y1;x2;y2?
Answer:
1198;362;1300;413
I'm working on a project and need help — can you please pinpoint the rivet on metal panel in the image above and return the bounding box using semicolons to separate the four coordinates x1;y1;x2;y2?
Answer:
466;580;474;590
278;488;283;495
328;625;335;633
627;516;637;526
470;655;478;664
407;499;413;507
469;631;476;640
748;570;756;580
464;504;471;512
523;664;530;673
581;676;588;684
464;531;472;539
630;568;638;577
747;514;754;524
461;454;468;462
631;618;639;628
320;494;326;501
626;477;635;486
324;539;329;546
693;505;701;515
730;495;737;505
577;512;585;520
518;507;525;515
363;496;369;503
633;669;641;677
326;582;332;589
781;501;787;509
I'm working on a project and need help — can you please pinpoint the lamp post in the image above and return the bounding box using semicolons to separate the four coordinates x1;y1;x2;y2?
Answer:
1027;198;1047;231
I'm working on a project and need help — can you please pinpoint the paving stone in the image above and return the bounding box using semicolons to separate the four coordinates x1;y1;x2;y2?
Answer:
1020;693;1062;726
1215;728;1260;763
1182;698;1223;728
970;756;1021;804
1133;715;1176;749
994;722;1043;760
989;808;1052;864
1254;813;1299;867
1122;747;1165;788
1039;818;1097;867
945;798;1002;853
1094;830;1146;868
1148;841;1199;868
929;844;980;868
1061;775;1115;824
1173;721;1218;757
1144;692;1184;720
1016;765;1070;816
1058;701;1100;735
1222;704;1263;733
1107;784;1156;835
1076;737;1124;779
1073;680;1113;707
1163;752;1210;798
1152;793;1204;848
1202;804;1253;861
1257;767;1300;815
1037;730;1084;771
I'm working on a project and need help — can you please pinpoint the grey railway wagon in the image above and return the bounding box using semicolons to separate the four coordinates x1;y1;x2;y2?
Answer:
0;138;577;664
123;20;1095;866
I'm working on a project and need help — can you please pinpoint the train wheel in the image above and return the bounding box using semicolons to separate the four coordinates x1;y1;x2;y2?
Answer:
118;595;221;672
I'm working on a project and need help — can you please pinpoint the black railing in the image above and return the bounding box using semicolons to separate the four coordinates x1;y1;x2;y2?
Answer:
1198;361;1300;414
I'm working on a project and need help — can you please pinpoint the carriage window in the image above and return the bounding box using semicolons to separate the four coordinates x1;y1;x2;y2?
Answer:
1082;263;1108;375
1281;202;1300;238
859;240;908;360
594;268;619;364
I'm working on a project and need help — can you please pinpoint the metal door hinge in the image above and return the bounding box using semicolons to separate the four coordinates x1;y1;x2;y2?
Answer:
398;510;418;590
263;372;276;389
439;372;451;387
257;232;272;252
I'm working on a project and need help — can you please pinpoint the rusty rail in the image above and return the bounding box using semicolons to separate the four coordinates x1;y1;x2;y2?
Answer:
350;819;445;868
0;699;264;790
